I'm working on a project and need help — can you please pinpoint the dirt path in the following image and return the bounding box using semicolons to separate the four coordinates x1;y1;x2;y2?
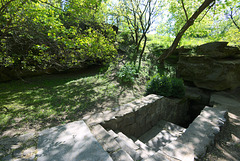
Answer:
203;88;240;161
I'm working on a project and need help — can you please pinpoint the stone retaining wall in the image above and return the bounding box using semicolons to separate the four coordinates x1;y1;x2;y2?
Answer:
84;95;189;138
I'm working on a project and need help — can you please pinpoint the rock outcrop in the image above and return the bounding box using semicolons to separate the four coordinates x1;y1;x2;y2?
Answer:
178;42;240;91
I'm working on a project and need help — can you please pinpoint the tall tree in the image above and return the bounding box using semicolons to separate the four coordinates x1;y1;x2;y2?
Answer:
158;0;215;62
119;0;161;71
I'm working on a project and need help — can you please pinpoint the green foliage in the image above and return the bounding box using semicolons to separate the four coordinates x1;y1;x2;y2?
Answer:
148;43;164;57
117;31;137;58
0;0;117;71
146;74;172;97
156;0;240;47
146;74;185;98
116;63;137;84
170;77;185;98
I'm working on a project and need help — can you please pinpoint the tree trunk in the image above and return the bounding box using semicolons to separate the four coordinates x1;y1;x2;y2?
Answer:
158;0;215;63
137;34;147;72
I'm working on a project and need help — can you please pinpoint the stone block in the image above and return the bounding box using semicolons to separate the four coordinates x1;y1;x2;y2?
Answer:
142;152;171;161
127;123;138;136
122;113;135;126
136;106;148;119
37;120;112;161
111;149;133;161
150;114;158;127
148;103;158;114
136;117;146;128
119;127;130;137
102;119;118;130
115;132;142;160
90;125;120;153
162;140;195;161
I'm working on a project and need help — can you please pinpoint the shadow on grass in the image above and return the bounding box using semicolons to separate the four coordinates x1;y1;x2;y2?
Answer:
0;66;145;137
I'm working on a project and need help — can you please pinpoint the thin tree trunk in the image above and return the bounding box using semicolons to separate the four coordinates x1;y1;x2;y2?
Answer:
138;34;147;72
230;10;240;31
158;0;215;63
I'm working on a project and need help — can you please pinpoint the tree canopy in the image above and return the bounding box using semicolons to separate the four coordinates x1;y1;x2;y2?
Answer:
0;0;117;71
0;0;239;72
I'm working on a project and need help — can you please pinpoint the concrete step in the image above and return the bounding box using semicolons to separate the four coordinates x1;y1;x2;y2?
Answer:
108;130;143;160
36;120;112;161
161;106;227;161
138;120;186;152
90;124;133;161
108;130;172;161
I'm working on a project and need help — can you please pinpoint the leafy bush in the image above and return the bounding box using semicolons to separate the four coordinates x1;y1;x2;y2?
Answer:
116;63;137;84
146;74;172;97
170;78;185;98
0;1;117;71
145;74;185;98
148;43;164;57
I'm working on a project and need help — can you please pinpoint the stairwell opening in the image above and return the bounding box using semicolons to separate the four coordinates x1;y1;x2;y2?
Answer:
100;94;208;141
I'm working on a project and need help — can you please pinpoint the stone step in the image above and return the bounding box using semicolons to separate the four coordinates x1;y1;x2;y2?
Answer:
108;130;172;161
90;124;133;161
36;120;112;161
138;120;186;152
108;130;143;160
161;106;227;161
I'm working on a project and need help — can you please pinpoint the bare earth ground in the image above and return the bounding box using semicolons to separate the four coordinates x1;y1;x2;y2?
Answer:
203;88;240;161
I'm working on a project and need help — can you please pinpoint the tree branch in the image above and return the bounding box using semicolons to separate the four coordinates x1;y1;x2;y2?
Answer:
230;9;240;31
39;0;62;10
181;0;188;21
198;1;215;23
158;0;215;63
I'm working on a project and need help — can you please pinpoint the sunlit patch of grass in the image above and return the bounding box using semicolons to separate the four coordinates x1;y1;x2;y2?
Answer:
0;67;145;136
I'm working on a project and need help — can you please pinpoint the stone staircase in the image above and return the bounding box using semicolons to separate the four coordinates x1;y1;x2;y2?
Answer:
90;122;175;161
0;92;230;161
90;106;227;161
138;120;186;152
90;119;185;161
0;105;227;161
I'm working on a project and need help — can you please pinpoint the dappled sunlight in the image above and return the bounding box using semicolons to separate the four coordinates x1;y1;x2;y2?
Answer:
0;70;145;137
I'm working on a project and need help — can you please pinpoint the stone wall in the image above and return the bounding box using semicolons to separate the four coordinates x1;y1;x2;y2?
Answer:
84;95;189;138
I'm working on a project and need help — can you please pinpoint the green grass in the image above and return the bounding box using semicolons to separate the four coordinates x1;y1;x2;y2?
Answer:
0;66;145;136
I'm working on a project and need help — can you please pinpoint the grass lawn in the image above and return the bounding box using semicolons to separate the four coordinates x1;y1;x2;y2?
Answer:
0;66;145;138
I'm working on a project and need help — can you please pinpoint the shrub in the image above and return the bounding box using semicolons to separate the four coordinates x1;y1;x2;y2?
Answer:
170;78;185;98
148;43;164;57
146;74;172;97
145;74;185;98
116;63;137;84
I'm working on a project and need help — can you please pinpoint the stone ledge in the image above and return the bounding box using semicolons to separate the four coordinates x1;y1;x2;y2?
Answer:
84;94;189;138
83;95;163;126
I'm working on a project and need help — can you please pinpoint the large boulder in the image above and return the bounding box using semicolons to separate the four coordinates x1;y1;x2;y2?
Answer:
178;42;240;91
195;42;239;58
